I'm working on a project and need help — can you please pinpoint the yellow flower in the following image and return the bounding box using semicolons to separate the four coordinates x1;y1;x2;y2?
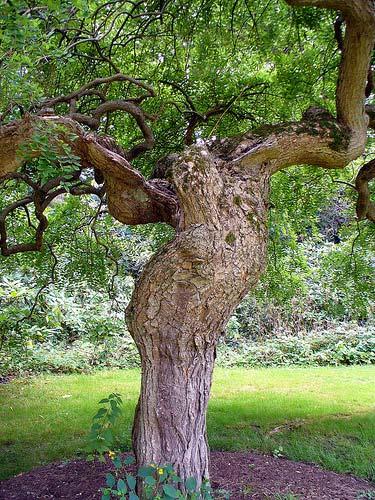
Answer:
157;468;164;475
108;451;116;459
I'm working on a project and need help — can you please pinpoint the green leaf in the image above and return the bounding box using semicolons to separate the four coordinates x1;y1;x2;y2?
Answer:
94;408;107;419
117;478;127;493
126;474;137;490
113;456;122;469
163;484;179;498
138;466;155;478
101;494;110;500
103;429;113;443
129;493;139;500
185;477;197;492
105;473;116;488
144;475;156;486
124;455;135;465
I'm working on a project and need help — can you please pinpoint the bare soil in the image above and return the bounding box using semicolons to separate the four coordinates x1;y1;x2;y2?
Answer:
0;451;373;499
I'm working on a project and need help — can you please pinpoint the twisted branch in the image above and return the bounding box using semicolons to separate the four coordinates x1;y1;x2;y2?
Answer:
356;158;375;222
36;73;156;161
0;168;105;256
219;0;375;173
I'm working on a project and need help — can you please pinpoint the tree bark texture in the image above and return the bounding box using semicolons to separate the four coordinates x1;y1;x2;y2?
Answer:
126;146;270;485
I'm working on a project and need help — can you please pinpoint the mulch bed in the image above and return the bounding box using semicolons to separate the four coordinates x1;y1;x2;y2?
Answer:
0;451;374;500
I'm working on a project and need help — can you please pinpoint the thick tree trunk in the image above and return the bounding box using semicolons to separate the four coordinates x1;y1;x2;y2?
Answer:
126;145;270;487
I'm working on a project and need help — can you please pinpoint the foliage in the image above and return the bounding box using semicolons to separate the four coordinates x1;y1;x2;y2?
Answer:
0;0;373;378
1;233;374;376
102;458;217;500
2;336;140;376
2;323;374;377
87;394;221;500
1;0;372;252
17;122;81;184
218;323;375;368
0;273;137;376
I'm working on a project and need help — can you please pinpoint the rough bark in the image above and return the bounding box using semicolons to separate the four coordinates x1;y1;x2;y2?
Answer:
356;158;375;222
126;146;269;485
0;115;179;229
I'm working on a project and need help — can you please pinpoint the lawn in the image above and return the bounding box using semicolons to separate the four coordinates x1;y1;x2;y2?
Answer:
0;366;374;482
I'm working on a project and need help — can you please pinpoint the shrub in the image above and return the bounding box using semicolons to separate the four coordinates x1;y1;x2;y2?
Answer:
0;335;140;376
2;323;373;377
216;323;375;368
87;395;226;500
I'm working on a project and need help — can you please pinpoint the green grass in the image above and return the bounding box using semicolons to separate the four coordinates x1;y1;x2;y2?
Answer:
0;366;374;482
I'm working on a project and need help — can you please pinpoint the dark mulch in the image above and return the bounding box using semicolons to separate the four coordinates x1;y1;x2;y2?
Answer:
0;452;374;500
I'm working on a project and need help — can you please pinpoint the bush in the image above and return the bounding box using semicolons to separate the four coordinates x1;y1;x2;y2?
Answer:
216;323;375;368
1;322;373;377
0;334;140;376
1;237;374;378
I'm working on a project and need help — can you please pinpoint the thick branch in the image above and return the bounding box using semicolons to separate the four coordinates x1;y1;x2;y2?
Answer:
356;158;375;222
84;136;179;226
0;115;179;255
366;104;375;130
210;110;355;172
287;0;375;131
216;1;375;173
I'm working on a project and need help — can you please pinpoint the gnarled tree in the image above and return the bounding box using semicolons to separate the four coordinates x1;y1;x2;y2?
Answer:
0;0;374;488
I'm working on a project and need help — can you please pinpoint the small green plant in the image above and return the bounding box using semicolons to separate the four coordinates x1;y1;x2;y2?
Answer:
102;457;216;499
88;394;223;499
272;446;285;458
357;491;375;500
273;494;300;500
87;392;123;457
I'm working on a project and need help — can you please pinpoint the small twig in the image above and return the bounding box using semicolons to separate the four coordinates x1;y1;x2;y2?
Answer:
14;244;59;332
90;200;120;298
349;220;361;273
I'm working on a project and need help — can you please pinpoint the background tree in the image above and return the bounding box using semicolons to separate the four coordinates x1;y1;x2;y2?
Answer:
0;0;374;488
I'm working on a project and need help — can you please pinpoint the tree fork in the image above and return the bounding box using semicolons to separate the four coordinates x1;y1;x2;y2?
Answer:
126;146;270;485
